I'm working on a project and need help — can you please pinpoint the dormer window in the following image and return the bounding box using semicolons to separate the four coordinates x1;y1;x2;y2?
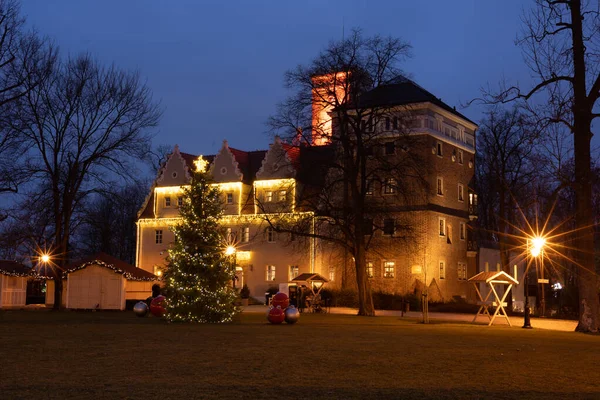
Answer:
226;193;233;204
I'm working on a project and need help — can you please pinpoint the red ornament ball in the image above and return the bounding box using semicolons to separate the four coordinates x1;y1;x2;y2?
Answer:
268;306;285;324
271;292;289;309
150;295;167;317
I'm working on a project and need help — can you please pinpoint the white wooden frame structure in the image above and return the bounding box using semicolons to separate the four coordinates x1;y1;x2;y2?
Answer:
468;271;519;326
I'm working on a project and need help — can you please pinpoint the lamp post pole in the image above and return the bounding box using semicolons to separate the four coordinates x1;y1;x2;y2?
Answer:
523;266;532;329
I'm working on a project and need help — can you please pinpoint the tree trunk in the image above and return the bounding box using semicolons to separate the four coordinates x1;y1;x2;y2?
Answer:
355;239;375;316
571;0;599;333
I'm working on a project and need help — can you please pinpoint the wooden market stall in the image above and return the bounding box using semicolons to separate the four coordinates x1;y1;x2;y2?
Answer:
0;260;30;308
468;270;519;326
290;273;329;312
44;253;158;310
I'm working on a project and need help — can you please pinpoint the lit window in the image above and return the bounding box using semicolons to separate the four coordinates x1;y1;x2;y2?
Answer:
437;177;443;196
267;227;275;243
458;262;467;281
266;265;276;281
165;197;171;207
265;191;273;202
153;265;163;277
437;142;443;156
226;227;234;241
460;222;466;241
439;218;446;237
366;262;374;278
177;197;183;207
383;178;396;195
289;265;299;280
439;261;446;280
385;142;395;155
155;230;163;244
242;227;250;243
226;193;233;204
278;190;286;202
383;218;395;236
458;150;464;164
384;261;395;278
329;266;335;281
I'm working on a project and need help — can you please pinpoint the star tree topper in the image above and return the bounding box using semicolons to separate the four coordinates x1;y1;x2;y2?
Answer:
194;155;208;172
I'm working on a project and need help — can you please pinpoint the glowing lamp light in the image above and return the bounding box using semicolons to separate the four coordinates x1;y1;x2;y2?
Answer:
530;236;546;257
156;270;162;277
225;246;236;256
40;254;50;263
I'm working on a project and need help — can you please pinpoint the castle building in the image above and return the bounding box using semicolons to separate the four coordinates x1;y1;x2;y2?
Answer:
136;77;478;303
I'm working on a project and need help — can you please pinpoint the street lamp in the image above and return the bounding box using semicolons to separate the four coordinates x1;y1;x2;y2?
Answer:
40;254;50;264
225;246;237;288
524;236;545;329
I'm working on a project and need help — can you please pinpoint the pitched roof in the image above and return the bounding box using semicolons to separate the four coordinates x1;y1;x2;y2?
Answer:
65;252;158;281
468;271;519;285
229;147;268;183
0;260;31;277
291;273;329;283
354;77;476;125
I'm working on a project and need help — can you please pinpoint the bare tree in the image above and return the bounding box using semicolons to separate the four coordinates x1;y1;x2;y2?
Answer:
268;30;426;316
476;107;540;309
476;0;600;332
8;53;161;308
0;0;55;196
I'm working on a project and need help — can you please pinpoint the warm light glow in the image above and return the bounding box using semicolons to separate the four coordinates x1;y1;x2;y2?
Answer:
530;236;546;257
156;270;162;276
236;251;251;261
40;254;50;263
225;246;236;256
155;186;187;194
253;178;296;188
194;155;209;172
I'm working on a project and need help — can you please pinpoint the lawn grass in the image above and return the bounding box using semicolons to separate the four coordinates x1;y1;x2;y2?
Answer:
0;310;599;399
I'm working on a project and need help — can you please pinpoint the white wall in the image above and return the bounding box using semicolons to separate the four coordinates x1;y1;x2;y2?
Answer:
0;275;27;308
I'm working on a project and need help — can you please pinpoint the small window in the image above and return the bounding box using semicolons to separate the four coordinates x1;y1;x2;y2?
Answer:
165;197;171;207
437;177;444;196
458;150;464;164
437;141;443;156
226;193;233;204
329;266;335;281
366;262;374;278
469;192;478;206
383;218;395;236
278;190;287;202
267;227;276;243
289;265;299;280
439;218;446;237
439;261;446;280
155;230;163;244
384;261;395;278
242;227;250;243
226;227;234;241
458;262;467;281
383;178;396;195
177;197;183;207
365;180;374;196
460;222;466;241
385;142;395;155
266;265;276;281
458;184;464;202
265;191;273;202
363;218;373;236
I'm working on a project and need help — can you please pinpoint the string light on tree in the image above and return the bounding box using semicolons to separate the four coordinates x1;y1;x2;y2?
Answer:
162;167;238;323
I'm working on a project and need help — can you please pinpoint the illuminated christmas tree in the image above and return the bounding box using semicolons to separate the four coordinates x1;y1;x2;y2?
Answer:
163;167;238;323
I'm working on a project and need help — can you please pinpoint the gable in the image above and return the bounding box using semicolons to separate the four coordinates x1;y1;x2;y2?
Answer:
157;145;193;187
209;140;244;182
256;136;296;179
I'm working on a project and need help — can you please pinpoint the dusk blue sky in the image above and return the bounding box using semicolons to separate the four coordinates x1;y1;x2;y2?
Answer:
21;1;531;156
